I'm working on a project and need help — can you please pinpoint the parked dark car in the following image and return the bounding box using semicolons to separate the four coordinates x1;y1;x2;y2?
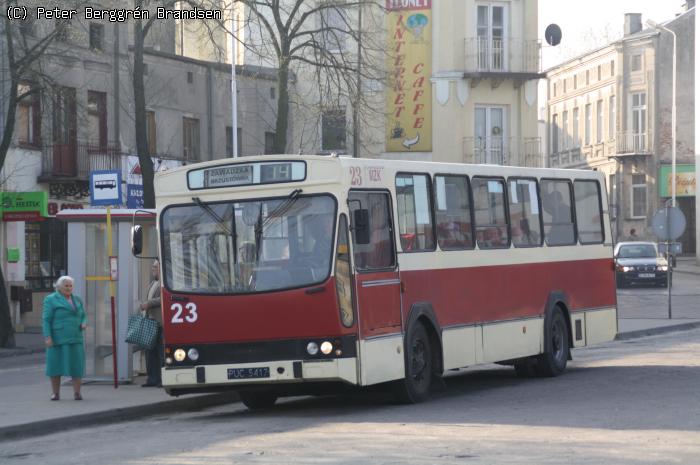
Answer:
614;242;671;288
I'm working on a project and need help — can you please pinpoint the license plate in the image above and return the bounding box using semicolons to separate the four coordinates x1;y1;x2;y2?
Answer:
639;273;655;278
227;367;270;380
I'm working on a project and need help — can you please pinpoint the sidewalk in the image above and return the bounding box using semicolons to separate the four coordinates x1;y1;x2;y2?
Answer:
1;260;700;443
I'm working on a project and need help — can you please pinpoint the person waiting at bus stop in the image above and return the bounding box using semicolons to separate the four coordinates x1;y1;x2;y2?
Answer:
140;260;163;387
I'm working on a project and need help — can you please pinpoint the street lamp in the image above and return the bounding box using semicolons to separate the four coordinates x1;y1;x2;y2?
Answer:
647;19;676;207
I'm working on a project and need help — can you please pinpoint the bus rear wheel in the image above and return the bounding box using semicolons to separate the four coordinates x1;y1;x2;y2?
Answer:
536;307;569;377
394;323;433;404
239;390;278;410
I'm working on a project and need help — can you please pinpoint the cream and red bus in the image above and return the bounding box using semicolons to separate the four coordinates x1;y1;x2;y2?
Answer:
133;155;617;409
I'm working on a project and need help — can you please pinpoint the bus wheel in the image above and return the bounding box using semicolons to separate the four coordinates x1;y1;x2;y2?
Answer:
536;307;569;377
394;323;433;403
239;390;278;410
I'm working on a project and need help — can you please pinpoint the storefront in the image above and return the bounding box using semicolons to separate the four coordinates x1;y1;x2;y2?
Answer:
659;164;696;254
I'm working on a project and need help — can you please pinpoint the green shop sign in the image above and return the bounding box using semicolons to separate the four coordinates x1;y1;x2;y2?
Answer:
0;191;49;221
658;165;696;198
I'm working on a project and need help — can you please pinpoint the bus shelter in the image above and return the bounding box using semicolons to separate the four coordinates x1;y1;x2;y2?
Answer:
56;209;156;383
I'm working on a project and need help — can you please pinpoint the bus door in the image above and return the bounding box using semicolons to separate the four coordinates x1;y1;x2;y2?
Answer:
348;191;402;337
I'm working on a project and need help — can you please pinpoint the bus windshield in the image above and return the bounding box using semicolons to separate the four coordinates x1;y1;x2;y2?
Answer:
161;194;336;294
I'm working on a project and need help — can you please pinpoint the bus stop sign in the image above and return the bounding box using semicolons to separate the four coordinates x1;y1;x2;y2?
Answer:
652;206;686;241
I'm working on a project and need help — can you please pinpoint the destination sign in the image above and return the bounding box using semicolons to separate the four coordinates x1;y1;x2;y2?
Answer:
204;165;253;187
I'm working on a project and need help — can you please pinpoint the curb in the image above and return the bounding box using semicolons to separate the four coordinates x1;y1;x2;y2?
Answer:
0;347;45;359
0;391;239;443
615;321;700;341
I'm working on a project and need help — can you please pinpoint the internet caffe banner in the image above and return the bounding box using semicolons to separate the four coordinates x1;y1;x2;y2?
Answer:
386;0;432;153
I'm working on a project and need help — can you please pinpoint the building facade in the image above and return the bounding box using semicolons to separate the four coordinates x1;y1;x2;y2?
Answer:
546;6;695;250
1;6;279;332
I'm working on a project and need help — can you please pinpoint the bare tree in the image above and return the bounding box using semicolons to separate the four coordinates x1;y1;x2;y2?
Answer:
238;0;386;155
0;1;81;348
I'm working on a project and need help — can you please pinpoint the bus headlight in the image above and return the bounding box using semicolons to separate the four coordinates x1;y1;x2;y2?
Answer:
174;348;186;362
320;341;333;355
187;348;200;361
306;342;319;355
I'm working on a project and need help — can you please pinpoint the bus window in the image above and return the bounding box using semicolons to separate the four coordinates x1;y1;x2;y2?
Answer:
472;178;509;249
574;180;604;244
508;178;542;247
434;175;473;250
541;179;576;246
395;174;436;251
349;192;395;270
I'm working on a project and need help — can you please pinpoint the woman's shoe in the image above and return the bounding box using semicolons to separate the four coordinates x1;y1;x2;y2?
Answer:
74;392;83;400
50;393;59;401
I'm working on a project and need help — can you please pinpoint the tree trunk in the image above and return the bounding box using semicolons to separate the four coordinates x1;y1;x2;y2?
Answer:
132;16;156;209
273;62;290;154
0;14;20;348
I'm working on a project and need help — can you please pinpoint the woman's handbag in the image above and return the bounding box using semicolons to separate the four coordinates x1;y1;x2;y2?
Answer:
125;314;159;350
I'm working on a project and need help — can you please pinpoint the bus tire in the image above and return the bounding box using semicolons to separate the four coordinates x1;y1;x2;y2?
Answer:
239;390;278;410
394;323;433;404
536;306;569;377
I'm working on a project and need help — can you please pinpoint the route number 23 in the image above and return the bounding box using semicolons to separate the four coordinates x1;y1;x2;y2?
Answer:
170;302;198;324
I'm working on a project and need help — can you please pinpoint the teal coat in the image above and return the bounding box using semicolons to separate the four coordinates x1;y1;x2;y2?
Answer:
42;292;87;345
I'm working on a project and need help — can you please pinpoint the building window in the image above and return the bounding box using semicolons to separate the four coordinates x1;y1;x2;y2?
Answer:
596;100;603;143
89;23;104;51
187;71;193;84
572;108;579;148
573;75;577;90
319;2;348;52
53;86;76;146
562;110;569;150
146;111;156;154
476;4;507;71
597;65;602;81
586;70;589;85
270;87;276;100
552;114;559;153
609;95;616;141
631;54;642;72
321;108;346;151
25;220;67;291
584;104;591;145
608;174;617;219
265;131;276;154
563;78;567;94
631;174;647;218
553;82;557;97
611;60;615;76
87;90;107;147
632;92;647;150
183;117;200;161
16;83;41;147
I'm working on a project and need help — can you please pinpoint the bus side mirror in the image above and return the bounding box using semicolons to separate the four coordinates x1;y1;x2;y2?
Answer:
353;209;370;245
131;225;143;256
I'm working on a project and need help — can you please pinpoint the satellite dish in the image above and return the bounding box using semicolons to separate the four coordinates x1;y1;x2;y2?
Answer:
545;24;562;46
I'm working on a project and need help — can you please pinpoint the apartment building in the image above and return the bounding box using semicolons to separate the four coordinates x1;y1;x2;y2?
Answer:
546;7;695;250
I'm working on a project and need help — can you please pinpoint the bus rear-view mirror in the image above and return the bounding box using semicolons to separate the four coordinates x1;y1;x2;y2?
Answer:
353;209;370;245
131;225;143;256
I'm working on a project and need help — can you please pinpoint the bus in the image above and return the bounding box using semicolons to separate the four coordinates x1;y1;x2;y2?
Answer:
132;155;617;409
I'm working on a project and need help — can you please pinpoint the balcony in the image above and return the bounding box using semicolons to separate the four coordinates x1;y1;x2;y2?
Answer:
39;140;124;181
463;137;542;167
616;132;652;155
464;38;542;81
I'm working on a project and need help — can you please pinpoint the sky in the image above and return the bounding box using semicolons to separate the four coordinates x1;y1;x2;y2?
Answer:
538;0;689;69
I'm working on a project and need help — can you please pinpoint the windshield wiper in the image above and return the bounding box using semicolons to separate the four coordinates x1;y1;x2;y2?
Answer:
253;189;303;258
192;197;233;236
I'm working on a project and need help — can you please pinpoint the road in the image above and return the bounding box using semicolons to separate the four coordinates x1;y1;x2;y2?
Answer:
617;270;700;320
3;327;699;465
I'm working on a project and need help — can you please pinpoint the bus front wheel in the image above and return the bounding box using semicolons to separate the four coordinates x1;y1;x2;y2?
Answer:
394;323;433;404
239;390;278;410
536;307;569;377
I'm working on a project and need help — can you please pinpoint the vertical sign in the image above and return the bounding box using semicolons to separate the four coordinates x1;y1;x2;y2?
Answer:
386;0;432;152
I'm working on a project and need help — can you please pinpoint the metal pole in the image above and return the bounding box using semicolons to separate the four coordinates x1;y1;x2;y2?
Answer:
670;28;677;208
231;9;238;158
666;201;672;319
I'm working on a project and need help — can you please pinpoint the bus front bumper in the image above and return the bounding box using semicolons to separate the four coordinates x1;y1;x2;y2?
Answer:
162;357;358;390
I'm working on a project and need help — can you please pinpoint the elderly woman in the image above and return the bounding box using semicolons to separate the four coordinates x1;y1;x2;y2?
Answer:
42;276;87;401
